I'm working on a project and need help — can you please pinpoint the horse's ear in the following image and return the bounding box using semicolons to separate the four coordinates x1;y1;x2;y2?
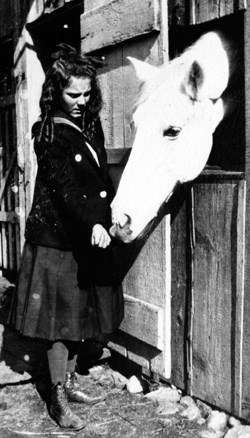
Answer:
182;61;204;101
181;32;229;100
127;56;159;83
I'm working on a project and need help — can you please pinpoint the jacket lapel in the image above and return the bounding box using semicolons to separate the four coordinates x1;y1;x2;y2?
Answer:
53;117;105;178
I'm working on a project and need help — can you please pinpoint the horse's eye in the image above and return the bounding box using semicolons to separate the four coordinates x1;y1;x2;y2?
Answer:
163;126;181;139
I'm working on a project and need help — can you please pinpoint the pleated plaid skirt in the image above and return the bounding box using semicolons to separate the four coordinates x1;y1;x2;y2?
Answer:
9;243;124;342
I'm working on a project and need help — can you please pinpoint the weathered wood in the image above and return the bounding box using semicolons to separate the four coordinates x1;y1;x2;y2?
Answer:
119;294;164;351
191;0;246;24
99;31;162;152
168;0;246;28
191;181;244;413
99;48;125;150
108;329;161;371
170;198;188;390
84;0;109;10
234;180;245;416
81;0;160;53
242;3;250;422
107;148;130;164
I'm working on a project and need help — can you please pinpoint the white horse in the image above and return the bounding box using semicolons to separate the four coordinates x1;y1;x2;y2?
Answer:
110;32;229;243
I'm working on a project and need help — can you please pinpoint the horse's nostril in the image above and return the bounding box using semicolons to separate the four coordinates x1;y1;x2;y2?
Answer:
109;214;133;242
121;214;131;228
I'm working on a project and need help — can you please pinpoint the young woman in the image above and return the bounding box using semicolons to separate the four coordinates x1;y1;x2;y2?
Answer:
9;44;124;430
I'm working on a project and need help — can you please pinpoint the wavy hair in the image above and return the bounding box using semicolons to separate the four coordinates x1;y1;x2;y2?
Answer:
38;43;105;142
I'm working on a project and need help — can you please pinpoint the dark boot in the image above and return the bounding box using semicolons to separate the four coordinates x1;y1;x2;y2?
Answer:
65;372;106;404
50;381;85;430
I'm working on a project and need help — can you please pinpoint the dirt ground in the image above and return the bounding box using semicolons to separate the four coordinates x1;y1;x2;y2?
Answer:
0;360;206;438
0;279;237;438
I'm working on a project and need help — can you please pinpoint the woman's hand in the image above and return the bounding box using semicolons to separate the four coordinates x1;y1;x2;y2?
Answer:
91;224;111;248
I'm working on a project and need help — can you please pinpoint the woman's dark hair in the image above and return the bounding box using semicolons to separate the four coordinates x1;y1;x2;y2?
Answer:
38;43;105;142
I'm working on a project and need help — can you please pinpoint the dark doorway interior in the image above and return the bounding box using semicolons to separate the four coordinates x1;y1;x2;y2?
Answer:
26;0;83;72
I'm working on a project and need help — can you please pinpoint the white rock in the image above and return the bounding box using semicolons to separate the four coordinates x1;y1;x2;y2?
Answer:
199;430;225;438
180;404;202;422
89;365;104;380
207;411;228;432
126;376;143;394
228;417;242;428
224;425;250;438
145;386;181;403
156;401;180;416
197;418;207;426
180;395;196;407
112;370;128;389
197;400;213;418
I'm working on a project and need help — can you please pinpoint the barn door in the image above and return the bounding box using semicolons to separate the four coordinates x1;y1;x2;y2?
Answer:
81;0;171;378
168;5;247;417
0;38;20;281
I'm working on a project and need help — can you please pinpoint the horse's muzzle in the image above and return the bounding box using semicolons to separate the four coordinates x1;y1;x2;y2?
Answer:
109;215;133;243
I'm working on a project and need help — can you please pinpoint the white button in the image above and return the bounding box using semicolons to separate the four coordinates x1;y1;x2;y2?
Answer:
75;154;82;162
100;191;107;198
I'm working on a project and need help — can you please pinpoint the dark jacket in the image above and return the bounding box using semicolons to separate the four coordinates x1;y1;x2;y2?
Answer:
25;113;116;288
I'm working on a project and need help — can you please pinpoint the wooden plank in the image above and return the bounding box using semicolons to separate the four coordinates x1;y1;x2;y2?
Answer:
191;181;244;414
108;329;161;370
99;32;161;150
119;293;164;350
99;48;124;149
233;180;245;417
81;0;160;53
242;3;250;422
107;148;130;164
192;0;246;24
84;0;109;10
123;223;166;308
168;0;247;27
170;198;188;390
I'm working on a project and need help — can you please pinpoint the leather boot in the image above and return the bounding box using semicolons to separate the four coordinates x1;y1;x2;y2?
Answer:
65;371;106;404
50;381;85;430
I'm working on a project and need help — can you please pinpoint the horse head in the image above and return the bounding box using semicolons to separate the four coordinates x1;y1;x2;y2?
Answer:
110;32;229;243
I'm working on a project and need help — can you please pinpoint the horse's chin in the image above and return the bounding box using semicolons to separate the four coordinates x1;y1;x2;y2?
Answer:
109;216;134;243
110;217;156;243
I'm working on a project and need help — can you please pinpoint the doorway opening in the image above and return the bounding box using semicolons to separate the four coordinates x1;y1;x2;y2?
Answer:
27;0;83;72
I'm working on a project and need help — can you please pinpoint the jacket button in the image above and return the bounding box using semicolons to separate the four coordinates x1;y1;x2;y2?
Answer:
75;154;82;162
100;191;107;198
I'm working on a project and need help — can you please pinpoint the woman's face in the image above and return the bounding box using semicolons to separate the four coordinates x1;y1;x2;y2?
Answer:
60;76;92;118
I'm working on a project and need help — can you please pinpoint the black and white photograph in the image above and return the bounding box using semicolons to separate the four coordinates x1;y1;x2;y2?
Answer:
0;0;249;437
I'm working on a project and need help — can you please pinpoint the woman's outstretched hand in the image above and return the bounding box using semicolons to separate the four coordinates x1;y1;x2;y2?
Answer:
91;224;111;248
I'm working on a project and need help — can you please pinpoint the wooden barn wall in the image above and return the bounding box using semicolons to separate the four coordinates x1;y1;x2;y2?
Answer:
168;0;246;26
192;180;245;414
81;0;250;418
81;0;172;378
169;0;248;420
242;3;250;421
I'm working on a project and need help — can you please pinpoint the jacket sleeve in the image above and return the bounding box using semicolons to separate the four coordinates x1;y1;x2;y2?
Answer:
35;128;110;235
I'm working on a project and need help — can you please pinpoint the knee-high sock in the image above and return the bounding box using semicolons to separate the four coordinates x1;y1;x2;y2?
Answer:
66;341;81;373
47;341;68;385
66;355;77;373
